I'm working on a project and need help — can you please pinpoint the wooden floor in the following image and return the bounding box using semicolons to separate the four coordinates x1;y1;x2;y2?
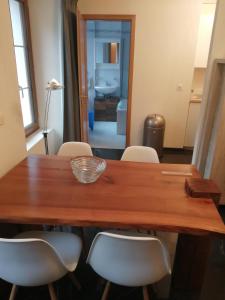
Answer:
1;148;225;300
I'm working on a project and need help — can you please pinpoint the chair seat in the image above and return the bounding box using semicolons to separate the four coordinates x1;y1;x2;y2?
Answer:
15;231;82;272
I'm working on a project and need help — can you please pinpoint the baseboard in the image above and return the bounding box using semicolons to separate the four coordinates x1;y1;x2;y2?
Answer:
163;147;193;153
183;146;194;151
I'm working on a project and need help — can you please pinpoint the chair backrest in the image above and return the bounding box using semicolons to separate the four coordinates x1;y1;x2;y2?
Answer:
87;231;171;287
0;238;67;287
121;146;159;163
57;142;93;157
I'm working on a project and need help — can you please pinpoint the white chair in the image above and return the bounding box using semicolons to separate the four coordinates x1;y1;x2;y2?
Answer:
121;146;159;163
0;231;82;300
57;142;93;157
87;231;171;300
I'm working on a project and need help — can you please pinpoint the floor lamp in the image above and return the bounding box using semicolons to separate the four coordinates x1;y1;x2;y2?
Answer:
43;78;63;155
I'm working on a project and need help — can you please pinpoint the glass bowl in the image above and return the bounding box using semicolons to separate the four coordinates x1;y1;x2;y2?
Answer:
71;156;106;184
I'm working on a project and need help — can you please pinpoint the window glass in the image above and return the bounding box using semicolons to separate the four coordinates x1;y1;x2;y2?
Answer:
14;47;29;88
19;88;33;127
9;0;38;133
9;0;24;46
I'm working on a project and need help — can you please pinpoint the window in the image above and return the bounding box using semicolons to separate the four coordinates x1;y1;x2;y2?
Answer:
9;0;38;136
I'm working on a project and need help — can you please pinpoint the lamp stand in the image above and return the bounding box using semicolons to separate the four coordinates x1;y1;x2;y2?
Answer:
42;88;51;155
43;131;49;155
42;79;63;155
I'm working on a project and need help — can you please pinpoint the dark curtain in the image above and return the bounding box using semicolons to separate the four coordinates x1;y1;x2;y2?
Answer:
62;0;81;142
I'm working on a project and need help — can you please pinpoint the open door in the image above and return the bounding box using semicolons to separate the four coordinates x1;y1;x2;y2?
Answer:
77;9;88;142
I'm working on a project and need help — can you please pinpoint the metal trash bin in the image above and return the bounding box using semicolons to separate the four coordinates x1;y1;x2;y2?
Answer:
143;114;165;158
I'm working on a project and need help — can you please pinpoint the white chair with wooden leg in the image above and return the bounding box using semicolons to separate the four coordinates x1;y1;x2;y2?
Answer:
121;146;159;163
87;231;171;300
0;231;82;300
57;142;93;157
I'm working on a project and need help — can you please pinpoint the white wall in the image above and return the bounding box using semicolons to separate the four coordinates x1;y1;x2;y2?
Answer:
0;0;27;177
78;0;202;148
194;3;216;68
193;0;225;204
28;0;64;154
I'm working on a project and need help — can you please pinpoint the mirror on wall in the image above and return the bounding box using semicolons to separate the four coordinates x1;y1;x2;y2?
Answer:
95;40;120;64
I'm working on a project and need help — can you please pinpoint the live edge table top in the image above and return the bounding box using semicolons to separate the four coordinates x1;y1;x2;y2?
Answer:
0;155;224;236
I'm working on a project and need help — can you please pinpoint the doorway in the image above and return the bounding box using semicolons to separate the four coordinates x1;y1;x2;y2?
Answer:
77;14;135;149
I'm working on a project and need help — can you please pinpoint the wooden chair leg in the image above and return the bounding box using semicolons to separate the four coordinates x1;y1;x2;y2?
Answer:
9;285;17;300
48;283;57;300
142;286;150;300
69;272;82;290
101;281;111;300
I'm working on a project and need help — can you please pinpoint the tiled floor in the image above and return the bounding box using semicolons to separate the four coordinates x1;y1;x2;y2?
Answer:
89;121;126;149
1;148;225;300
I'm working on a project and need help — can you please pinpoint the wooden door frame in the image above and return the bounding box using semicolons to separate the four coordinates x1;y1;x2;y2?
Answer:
81;14;136;147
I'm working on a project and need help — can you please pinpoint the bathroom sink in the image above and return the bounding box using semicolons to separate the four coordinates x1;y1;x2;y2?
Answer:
95;85;118;95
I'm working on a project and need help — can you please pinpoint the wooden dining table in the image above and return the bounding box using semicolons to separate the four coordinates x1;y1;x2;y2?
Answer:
0;155;224;299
